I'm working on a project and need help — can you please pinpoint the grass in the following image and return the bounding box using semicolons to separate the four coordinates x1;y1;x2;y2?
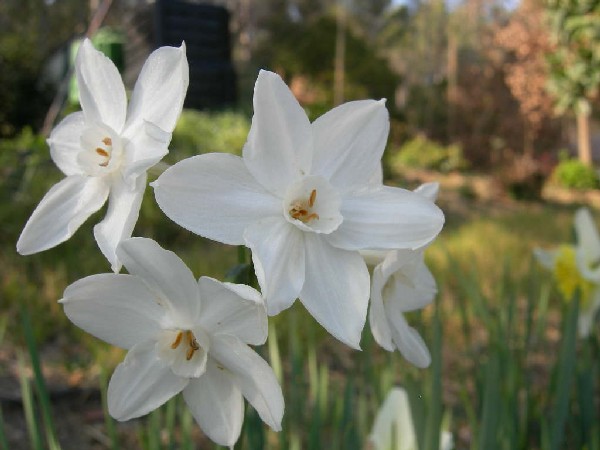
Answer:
1;119;599;449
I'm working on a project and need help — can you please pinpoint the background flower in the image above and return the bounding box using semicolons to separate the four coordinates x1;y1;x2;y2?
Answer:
368;387;453;450
365;182;440;367
535;207;600;338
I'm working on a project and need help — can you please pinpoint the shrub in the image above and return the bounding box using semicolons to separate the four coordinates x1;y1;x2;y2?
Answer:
499;153;547;200
169;109;251;160
552;155;599;190
392;135;468;173
0;127;62;245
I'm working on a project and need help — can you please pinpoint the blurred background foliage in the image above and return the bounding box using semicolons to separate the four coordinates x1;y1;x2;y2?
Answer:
0;0;598;177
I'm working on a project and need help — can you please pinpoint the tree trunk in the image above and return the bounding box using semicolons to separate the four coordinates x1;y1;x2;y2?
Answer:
577;110;592;165
446;28;458;142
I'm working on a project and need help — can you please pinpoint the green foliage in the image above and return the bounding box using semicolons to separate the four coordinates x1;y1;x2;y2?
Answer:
552;155;599;189
0;127;59;244
545;0;600;115
255;15;398;107
0;0;88;135
392;136;468;173
168;110;251;160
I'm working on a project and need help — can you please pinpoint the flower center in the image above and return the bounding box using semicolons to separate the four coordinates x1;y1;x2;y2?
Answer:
289;189;320;223
283;175;343;234
553;245;593;307
79;124;123;176
157;328;209;378
170;329;201;361
95;137;113;167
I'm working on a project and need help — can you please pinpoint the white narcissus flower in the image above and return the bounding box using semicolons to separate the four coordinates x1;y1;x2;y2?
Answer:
534;207;600;338
369;248;437;368
17;39;189;272
153;70;444;349
60;238;283;448
365;182;439;368
368;387;453;450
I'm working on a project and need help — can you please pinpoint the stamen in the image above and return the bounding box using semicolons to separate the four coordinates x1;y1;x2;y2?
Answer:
102;137;112;146
289;189;319;223
186;347;195;361
96;148;109;157
309;189;317;207
170;331;183;349
186;330;200;350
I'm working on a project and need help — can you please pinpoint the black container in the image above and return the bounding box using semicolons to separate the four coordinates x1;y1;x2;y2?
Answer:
155;0;236;109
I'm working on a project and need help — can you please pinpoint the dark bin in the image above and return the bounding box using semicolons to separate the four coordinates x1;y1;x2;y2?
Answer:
155;0;236;109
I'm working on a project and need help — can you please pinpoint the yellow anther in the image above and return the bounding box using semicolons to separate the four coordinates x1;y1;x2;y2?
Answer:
186;330;200;350
170;331;183;349
102;137;112;146
96;147;110;167
289;189;319;223
186;347;195;361
309;189;317;207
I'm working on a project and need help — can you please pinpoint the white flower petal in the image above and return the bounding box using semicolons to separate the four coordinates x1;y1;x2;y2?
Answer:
369;387;416;450
575;208;600;260
122;120;171;181
117;238;201;324
367;164;384;187
60;273;165;349
244;217;305;316
48;112;86;176
311;100;389;192
574;208;600;281
379;249;437;312
578;290;600;338
441;431;455;450
300;234;369;349
243;70;312;193
533;247;558;271
211;335;284;431
414;182;440;202
152;153;280;245
387;304;431;368
94;173;146;273
327;186;444;251
75;39;127;132
126;43;189;133
17;175;109;255
360;250;388;266
197;277;267;345
369;265;395;352
108;341;188;421
183;360;244;448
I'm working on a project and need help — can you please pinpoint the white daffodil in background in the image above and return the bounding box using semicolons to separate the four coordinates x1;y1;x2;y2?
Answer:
535;207;600;338
60;238;283;448
369;248;437;367
368;387;453;450
153;70;444;349
364;182;439;368
17;39;188;272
